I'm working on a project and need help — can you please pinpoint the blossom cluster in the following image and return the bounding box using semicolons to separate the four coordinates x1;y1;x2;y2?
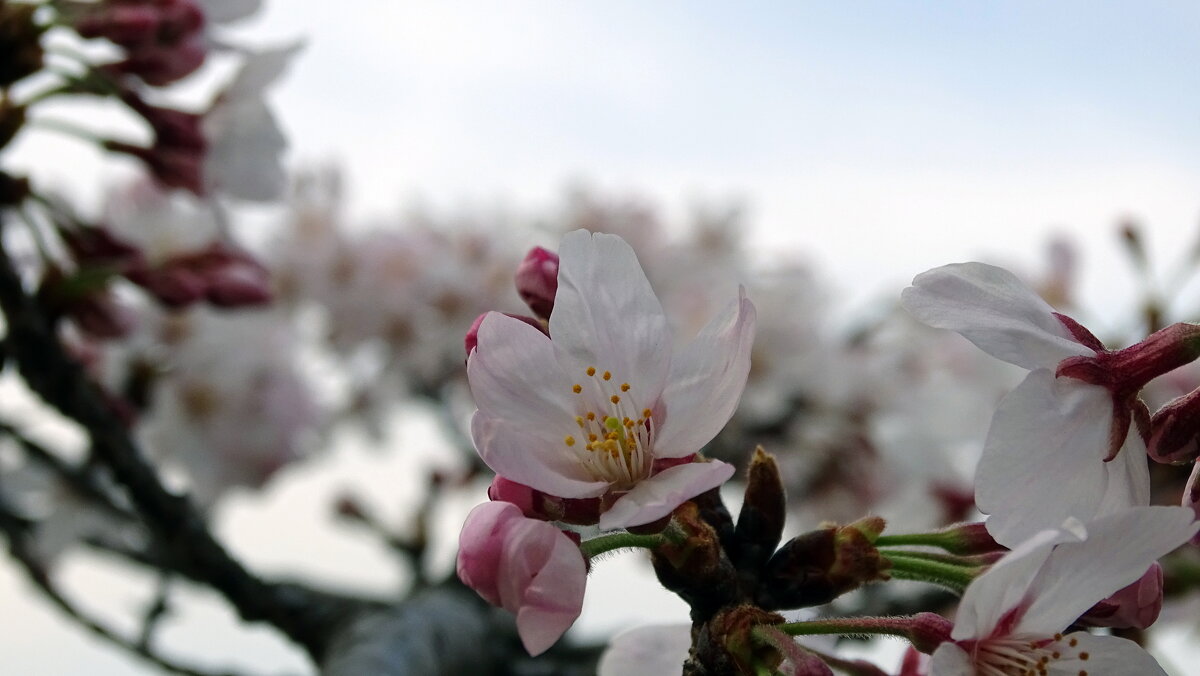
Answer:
454;228;1200;674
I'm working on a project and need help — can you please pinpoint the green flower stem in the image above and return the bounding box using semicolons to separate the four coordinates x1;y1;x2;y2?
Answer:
878;547;989;567
884;552;976;594
579;531;666;559
874;532;954;549
770;616;916;640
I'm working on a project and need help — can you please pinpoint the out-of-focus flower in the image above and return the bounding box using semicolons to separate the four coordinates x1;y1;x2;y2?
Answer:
467;230;754;529
597;625;692;676
140;309;319;503
902;262;1150;546
456;501;586;656
1185;461;1200;545
202;42;301;201
928;507;1197;675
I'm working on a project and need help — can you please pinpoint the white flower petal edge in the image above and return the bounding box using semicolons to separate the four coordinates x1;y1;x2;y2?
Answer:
550;230;671;402
901;262;1092;371
976;369;1149;547
937;507;1197;676
599;460;736;530
597;624;690;676
653;288;757;458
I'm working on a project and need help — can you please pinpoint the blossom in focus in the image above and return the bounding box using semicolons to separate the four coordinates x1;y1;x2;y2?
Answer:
902;262;1150;546
928;506;1198;675
456;501;586;656
468;230;754;529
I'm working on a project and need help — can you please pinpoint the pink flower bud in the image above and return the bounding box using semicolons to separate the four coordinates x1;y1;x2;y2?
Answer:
1079;562;1164;629
105;140;206;196
514;246;558;319
456;501;586;655
1147;388;1200;464
1186;461;1200;546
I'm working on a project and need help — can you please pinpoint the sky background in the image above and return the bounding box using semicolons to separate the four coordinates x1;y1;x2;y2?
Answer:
5;2;1200;674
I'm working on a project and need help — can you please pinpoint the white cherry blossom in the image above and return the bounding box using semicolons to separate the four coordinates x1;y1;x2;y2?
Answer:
930;506;1198;676
902;262;1150;546
468;230;755;530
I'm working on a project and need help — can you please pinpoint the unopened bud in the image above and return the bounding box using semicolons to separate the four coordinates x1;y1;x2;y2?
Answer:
733;447;786;580
514;246;558;319
907;612;953;653
1079;562;1163;629
758;520;890;611
1185;461;1200;546
486;475;600;525
1148;388;1200;464
933;522;1003;556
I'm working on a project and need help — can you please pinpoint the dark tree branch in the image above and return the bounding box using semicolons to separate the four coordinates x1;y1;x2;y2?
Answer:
0;231;359;660
0;492;247;676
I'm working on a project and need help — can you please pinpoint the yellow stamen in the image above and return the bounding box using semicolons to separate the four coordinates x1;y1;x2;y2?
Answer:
603;371;612;380
610;394;620;404
564;435;576;447
572;384;582;394
621;383;630;392
586;366;596;376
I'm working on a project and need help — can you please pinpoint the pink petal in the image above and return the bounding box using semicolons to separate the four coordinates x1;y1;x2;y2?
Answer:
549;230;671;405
472;412;609;499
468;312;578;436
498;518;587;656
653;289;756;458
901;262;1093;371
599;460;735;530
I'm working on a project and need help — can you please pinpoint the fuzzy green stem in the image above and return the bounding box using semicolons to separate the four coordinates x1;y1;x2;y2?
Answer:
874;532;953;548
579;531;665;559
771;616;914;640
884;552;976;594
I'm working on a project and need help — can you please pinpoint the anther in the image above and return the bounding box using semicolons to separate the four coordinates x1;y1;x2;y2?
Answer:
572;384;582;394
586;366;596;376
620;383;630;392
603;371;611;380
611;395;621;404
564;435;576;447
642;408;652;418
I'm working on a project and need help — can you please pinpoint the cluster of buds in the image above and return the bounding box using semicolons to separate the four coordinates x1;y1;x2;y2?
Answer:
71;0;209;85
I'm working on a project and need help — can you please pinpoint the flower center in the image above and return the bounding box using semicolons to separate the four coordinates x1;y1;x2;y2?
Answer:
563;365;655;489
973;633;1091;676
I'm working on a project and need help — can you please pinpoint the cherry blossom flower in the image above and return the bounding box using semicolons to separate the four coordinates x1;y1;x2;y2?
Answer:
468;230;754;530
929;506;1198;675
456;501;587;656
901;262;1150;546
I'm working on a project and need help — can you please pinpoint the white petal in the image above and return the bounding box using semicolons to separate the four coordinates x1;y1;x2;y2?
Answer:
977;370;1133;547
222;42;305;100
598;624;691;676
1019;506;1198;634
598;460;735;530
1046;632;1166;676
467;313;576;438
203;99;288;202
653;289;756;458
901;262;1092;370
472;412;609;499
549;230;671;404
928;643;973;676
951;527;1074;641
